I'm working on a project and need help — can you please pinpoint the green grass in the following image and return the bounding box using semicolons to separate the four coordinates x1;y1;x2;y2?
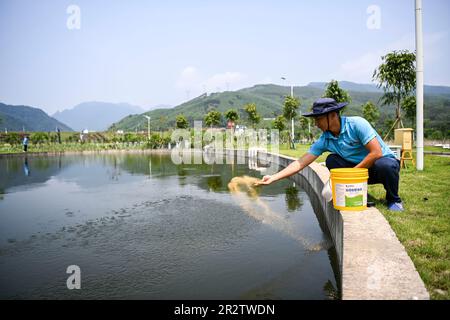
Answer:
423;146;450;153
276;145;450;300
274;143;329;162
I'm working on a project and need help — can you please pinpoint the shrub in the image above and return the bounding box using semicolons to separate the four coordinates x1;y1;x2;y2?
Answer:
30;132;49;144
5;133;22;145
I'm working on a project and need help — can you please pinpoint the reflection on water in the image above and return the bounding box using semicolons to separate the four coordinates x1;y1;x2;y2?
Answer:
23;157;30;176
0;153;338;299
285;185;303;212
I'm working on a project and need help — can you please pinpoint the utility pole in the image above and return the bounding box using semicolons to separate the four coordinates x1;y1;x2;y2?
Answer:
143;115;151;140
282;76;295;149
415;0;424;170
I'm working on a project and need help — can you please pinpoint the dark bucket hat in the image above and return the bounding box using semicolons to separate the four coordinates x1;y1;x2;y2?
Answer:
302;98;348;117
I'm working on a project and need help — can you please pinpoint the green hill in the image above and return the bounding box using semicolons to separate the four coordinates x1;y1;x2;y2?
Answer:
110;84;380;130
0;103;73;132
110;84;449;138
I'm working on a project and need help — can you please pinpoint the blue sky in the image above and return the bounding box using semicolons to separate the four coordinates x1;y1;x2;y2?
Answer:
1;0;449;114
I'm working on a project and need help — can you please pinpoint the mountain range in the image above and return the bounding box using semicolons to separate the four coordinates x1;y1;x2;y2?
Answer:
52;102;145;131
0;103;73;132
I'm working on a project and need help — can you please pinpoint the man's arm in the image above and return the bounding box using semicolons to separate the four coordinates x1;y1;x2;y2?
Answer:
355;137;383;168
255;153;318;185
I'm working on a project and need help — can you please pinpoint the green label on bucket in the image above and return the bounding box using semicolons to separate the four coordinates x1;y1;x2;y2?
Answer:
334;182;367;208
345;194;364;207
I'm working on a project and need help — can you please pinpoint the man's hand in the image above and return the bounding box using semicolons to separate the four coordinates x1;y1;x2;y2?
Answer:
254;175;275;186
253;153;318;187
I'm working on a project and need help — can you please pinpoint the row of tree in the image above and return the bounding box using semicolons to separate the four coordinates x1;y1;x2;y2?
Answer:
174;103;266;129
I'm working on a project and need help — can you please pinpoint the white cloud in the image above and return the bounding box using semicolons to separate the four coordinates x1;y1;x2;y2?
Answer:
204;71;247;92
175;67;248;99
176;66;202;91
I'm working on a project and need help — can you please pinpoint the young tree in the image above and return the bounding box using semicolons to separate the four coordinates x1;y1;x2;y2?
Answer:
176;114;189;129
322;80;352;104
401;96;416;128
224;109;239;130
272;115;286;132
244;103;261;128
225;109;239;123
299;117;312;142
373;50;416;138
272;115;287;144
362;101;380;128
283;96;300;149
204;110;222;128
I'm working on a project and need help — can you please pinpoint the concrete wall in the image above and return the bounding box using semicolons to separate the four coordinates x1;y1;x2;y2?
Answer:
257;151;429;300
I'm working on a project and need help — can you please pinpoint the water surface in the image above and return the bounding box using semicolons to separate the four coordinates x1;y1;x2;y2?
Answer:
0;153;338;299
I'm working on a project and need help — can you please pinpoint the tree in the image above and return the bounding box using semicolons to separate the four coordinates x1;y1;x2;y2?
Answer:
244;103;261;128
272;115;286;132
272;115;287;144
224;109;239;123
373;50;416;138
381;118;395;139
123;133;139;143
322;80;351;104
401;96;416;127
362;101;380;128
147;133;164;149
299;117;312;142
176;114;189;129
225;109;239;131
283;96;300;149
204;110;222;128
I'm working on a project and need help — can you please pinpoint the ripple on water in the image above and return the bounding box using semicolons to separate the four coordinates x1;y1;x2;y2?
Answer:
0;196;260;299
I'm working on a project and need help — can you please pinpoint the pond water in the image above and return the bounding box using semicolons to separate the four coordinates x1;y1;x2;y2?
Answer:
0;153;338;299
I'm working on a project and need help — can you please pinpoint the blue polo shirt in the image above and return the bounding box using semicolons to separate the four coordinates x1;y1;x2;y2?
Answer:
308;116;396;164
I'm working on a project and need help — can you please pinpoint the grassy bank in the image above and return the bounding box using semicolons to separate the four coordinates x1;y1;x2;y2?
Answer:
0;142;148;154
275;143;328;162
276;144;449;300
